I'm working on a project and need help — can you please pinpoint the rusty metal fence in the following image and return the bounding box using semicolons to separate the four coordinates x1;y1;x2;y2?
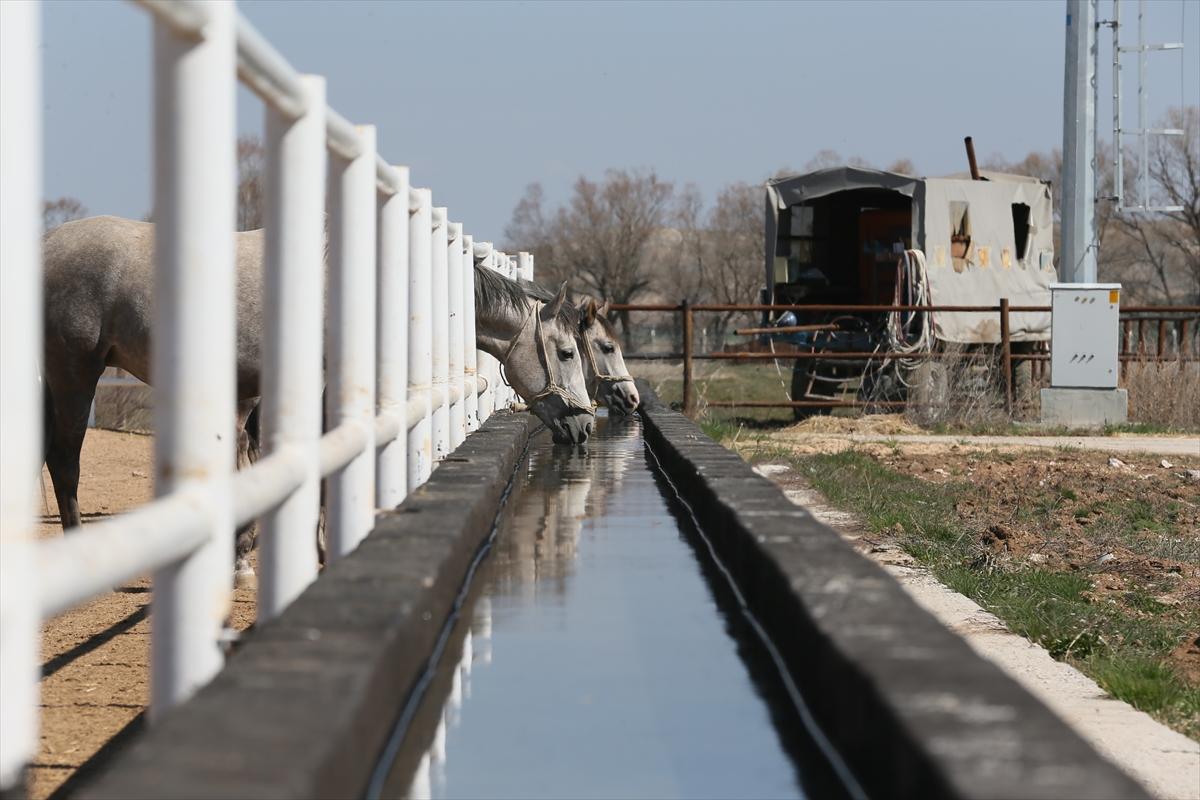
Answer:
610;300;1199;417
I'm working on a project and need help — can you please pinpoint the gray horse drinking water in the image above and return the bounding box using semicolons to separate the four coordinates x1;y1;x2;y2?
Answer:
41;215;594;539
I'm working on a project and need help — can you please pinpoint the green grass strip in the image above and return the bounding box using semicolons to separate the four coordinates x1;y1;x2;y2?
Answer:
773;448;1199;740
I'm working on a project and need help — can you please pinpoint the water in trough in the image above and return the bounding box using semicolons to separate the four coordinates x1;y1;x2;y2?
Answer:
373;414;851;799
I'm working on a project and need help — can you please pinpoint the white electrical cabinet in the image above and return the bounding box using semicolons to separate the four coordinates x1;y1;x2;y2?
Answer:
1050;283;1121;389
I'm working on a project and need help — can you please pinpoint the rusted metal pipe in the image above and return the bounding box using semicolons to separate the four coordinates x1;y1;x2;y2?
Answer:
1000;298;1012;416
965;136;981;180
682;299;694;417
1122;320;1132;380
733;324;838;335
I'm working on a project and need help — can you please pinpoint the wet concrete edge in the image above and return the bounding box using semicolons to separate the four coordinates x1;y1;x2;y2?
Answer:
635;380;1149;800
81;411;540;800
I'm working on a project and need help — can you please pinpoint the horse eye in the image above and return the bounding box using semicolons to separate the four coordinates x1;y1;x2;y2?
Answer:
601;343;615;354
560;348;574;360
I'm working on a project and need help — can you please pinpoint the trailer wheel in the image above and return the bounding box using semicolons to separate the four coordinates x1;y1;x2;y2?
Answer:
790;361;835;422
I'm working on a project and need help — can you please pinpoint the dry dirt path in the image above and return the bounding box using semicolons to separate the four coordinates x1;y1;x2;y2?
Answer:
31;429;256;800
752;458;1200;800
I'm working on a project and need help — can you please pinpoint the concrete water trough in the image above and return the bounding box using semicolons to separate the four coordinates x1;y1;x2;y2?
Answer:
81;384;1146;799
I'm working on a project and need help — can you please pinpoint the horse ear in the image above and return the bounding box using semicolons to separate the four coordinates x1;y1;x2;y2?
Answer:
598;300;611;319
546;281;569;317
585;298;598;325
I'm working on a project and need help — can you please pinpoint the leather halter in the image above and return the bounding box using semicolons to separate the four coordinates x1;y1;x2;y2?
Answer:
580;321;634;398
502;301;594;414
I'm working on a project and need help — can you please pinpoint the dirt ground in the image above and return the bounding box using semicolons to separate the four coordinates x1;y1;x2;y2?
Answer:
31;429;256;800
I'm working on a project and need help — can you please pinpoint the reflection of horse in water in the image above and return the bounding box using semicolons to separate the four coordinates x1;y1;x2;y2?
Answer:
489;414;639;597
380;417;642;799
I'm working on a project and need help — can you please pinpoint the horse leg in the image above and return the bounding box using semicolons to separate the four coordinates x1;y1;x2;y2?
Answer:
234;398;261;589
44;364;104;530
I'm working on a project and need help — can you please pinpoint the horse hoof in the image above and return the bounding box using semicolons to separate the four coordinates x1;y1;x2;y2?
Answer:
234;570;258;590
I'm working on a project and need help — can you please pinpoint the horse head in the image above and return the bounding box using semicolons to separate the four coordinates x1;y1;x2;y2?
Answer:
577;298;639;415
501;282;595;444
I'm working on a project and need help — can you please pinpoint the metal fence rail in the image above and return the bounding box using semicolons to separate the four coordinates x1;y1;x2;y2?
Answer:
0;0;529;789
611;301;1200;416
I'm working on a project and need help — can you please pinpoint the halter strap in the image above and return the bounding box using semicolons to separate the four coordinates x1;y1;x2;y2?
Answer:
579;322;634;398
502;301;593;414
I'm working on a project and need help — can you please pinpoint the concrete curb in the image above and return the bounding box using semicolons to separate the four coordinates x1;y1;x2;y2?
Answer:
82;412;539;800
635;379;1149;800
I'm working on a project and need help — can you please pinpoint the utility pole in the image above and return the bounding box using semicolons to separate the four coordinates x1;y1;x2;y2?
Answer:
1062;0;1098;283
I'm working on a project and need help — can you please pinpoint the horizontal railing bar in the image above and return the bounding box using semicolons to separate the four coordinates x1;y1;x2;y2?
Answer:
234;11;409;199
406;392;430;432
376;155;402;197
375;411;402;449
319;419;369;478
135;0;210;38
38;488;211;619
231;446;306;527
326;107;362;161
235;13;307;121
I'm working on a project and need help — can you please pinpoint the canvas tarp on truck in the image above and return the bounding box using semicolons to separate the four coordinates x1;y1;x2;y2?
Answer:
765;167;1054;344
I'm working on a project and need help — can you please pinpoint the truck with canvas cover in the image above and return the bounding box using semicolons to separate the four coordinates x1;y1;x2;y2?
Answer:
763;166;1055;418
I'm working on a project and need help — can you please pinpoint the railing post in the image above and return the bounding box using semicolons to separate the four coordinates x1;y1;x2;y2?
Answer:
407;189;433;489
257;74;326;620
463;234;480;431
376;166;410;509
430;208;451;462
682;299;694;417
447;221;466;449
1157;319;1167;358
0;0;43;787
517;251;532;282
1000;297;1013;417
325;125;377;560
149;0;237;720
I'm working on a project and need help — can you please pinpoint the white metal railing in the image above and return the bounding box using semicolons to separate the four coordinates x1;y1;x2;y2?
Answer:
0;0;531;789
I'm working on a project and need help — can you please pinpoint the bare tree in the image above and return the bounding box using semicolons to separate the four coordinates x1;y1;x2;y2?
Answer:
43;197;86;232
237;134;265;232
885;158;918;176
1145;106;1200;303
506;168;676;335
702;182;765;341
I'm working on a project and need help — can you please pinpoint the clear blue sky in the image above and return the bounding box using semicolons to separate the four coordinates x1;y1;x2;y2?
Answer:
42;0;1199;244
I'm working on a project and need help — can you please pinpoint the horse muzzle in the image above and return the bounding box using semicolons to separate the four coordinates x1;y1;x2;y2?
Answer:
549;409;594;444
601;380;640;415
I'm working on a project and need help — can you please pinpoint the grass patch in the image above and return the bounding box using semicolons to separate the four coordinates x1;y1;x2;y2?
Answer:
788;448;1200;741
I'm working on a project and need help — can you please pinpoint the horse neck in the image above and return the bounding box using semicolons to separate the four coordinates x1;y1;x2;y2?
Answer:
474;292;532;361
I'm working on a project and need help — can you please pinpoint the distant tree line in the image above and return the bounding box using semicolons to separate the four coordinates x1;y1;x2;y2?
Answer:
505;105;1199;347
41;108;1197;318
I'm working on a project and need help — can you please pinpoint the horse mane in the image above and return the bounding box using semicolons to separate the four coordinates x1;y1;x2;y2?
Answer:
475;265;579;327
520;278;618;337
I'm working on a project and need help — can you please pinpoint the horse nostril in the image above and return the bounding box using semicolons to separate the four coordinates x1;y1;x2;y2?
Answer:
585;421;593;436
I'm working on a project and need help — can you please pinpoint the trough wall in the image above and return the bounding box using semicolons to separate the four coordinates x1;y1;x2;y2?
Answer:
634;379;1148;800
82;412;538;799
